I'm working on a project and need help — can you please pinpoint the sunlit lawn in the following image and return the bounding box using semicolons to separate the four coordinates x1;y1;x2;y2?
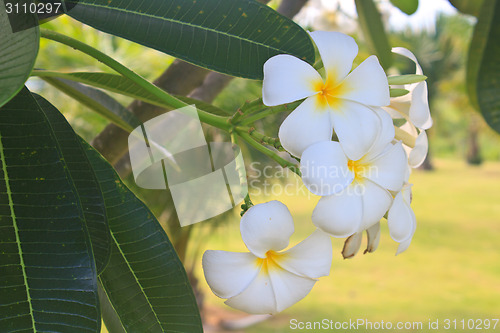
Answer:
194;159;500;332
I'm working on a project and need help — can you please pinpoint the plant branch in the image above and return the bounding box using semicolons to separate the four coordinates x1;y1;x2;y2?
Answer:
236;130;301;176
239;100;302;125
40;29;231;132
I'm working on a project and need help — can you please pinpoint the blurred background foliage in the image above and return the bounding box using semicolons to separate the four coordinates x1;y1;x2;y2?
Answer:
29;0;500;331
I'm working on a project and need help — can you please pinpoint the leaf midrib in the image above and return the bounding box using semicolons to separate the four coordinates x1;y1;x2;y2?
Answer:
0;132;36;332
69;1;295;54
109;231;165;332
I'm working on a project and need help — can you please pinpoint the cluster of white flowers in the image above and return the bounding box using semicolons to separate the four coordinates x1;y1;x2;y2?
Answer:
203;31;431;315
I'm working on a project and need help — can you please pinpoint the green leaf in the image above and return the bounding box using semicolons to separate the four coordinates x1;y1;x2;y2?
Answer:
34;70;232;117
81;141;203;332
40;76;142;132
0;0;39;107
354;0;393;70
390;88;410;98
33;93;112;275
98;283;127;333
467;1;500;133
0;88;100;332
388;74;427;85
390;0;419;15
65;0;315;79
449;0;484;17
34;70;167;107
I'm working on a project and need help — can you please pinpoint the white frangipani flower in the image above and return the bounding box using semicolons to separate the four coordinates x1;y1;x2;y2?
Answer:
388;183;416;255
385;47;432;130
262;31;390;159
300;110;407;238
202;201;332;314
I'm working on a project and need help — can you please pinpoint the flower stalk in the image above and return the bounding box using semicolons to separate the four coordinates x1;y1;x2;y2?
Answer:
236;130;301;176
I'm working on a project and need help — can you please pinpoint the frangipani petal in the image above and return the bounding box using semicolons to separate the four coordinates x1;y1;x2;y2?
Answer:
330;101;380;161
342;232;363;259
225;269;277;314
401;122;429;168
312;183;363;238
359;179;393;231
301;141;353;196
309;31;358;84
279;97;333;157
277;229;333;278
402;183;413;204
240;201;294;258
262;54;321;106
409;130;428;168
409;81;432;130
396;237;413;256
361;142;407;192
268;268;317;313
365;222;381;254
202;251;260;299
387;191;416;243
384;99;411;119
366;107;396;156
392;47;423;75
224;261;317;315
340;56;390;107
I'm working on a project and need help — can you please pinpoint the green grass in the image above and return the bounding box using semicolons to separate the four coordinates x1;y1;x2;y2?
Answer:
194;159;500;332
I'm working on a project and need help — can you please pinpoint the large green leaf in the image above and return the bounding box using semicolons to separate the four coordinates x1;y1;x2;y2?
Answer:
449;0;484;17
33;93;111;275
354;0;393;70
34;70;167;107
65;0;315;79
0;0;39;107
33;70;231;116
81;141;203;332
0;88;100;332
467;1;500;133
390;0;419;15
40;76;142;132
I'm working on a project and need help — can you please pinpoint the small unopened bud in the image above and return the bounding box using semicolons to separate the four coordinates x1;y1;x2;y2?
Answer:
342;233;362;259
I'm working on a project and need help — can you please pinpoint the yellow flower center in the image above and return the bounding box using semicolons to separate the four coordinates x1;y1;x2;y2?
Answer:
256;250;282;271
347;159;365;181
313;77;347;109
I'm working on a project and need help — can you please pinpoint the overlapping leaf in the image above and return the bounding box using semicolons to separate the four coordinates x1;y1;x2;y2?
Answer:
0;88;100;332
33;70;231;116
33;94;111;275
40;76;142;132
354;0;393;70
467;1;500;133
390;0;419;15
66;0;315;79
82;141;203;332
0;0;39;107
449;0;484;17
